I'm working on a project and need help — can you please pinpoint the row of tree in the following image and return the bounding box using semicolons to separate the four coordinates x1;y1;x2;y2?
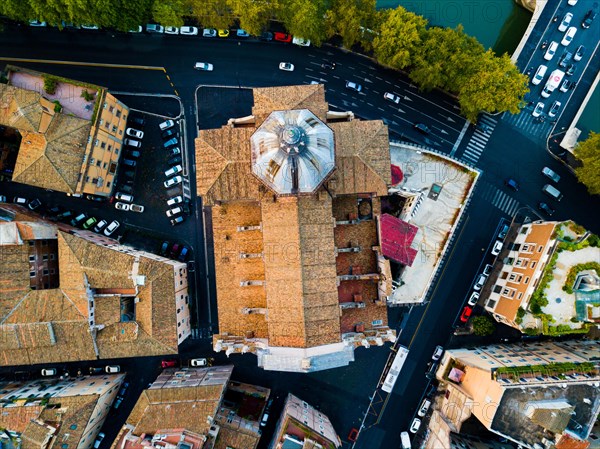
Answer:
1;0;528;121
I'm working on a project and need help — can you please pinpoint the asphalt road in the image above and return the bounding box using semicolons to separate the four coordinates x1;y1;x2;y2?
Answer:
1;14;599;449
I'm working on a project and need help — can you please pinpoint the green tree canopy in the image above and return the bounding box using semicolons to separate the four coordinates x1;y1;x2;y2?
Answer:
472;316;496;336
230;0;279;36
152;0;185;27
186;0;233;29
325;0;376;49
373;6;427;70
574;131;600;195
280;0;327;46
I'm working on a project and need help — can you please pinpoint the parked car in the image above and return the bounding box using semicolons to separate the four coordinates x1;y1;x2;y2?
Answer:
164;137;179;148
82;217;98;229
168;147;181;156
166;206;183;217
292;36;310;46
483;264;493;276
574;45;585;61
558;12;573;32
273;32;292;42
418;399;432;417
460;306;473;323
202;28;217;37
279;62;294;72
474;274;487;291
146;24;164;33
41;368;57;376
161;359;178;368
236;29;250;37
544;41;559;60
130;204;144;213
118;381;130;397
532;102;544;118
29;20;47;27
93;432;105;449
538;202;555;216
126;150;141;159
164;26;179;35
13;197;28;205
178;246;189;261
115;202;130;211
345;81;362;92
164;176;183;188
560;79;575;92
384;92;401;104
105;365;120;373
124;138;141;148
190;358;208;366
504;178;519;191
409;418;421;433
126;127;144;139
491;240;503;256
180;26;198;35
159;119;175;131
70;213;87;227
348;428;359;442
113;396;123;409
89;366;104;374
103;220;120;236
167;195;183;206
532;64;547;85
170;216;185;226
168;155;182;166
548;101;562;118
498;223;510;239
467;291;480;306
194;62;213;71
28;198;42;210
162;128;178;139
218;28;229;37
431;345;444;361
582;10;596;29
561;27;576;46
115;192;133;203
260;31;273;41
160;241;170;256
542;167;561;183
122;158;137;167
93;220;108;233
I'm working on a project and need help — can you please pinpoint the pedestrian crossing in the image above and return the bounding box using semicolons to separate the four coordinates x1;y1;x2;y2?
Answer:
460;115;498;165
502;107;554;140
479;183;521;216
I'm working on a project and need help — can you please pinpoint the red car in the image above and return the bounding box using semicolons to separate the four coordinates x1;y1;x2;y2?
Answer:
460;306;473;323
274;32;292;43
348;428;359;442
161;359;178;368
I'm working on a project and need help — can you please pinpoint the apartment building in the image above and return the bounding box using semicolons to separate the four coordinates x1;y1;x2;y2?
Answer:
196;84;396;372
0;66;129;197
426;341;600;449
112;367;265;449
0;204;190;366
269;393;341;449
0;373;124;449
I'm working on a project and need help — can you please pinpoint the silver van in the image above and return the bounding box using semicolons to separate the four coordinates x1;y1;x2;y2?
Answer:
400;431;412;449
542;184;563;201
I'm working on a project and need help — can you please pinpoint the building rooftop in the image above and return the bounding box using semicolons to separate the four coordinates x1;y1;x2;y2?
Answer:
0;206;187;366
379;214;418;266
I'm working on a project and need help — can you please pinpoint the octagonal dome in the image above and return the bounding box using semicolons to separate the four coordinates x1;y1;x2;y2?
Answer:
250;109;335;195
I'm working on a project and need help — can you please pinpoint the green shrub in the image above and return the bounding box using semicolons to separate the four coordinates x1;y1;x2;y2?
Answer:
564;262;600;292
472;316;495;336
80;89;95;101
43;75;58;94
588;234;600;247
53;100;62;113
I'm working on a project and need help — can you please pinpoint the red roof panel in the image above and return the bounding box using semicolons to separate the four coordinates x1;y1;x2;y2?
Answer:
380;213;418;266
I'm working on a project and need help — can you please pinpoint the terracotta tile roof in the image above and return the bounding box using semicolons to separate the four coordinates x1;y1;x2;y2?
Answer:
555;434;590;449
0;84;90;193
0;212;183;366
379;214;419;266
252;85;328;123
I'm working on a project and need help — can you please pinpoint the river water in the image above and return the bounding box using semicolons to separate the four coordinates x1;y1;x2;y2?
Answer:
377;0;598;135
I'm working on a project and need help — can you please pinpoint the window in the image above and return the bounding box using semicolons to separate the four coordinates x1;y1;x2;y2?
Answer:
112;125;117;132
372;319;383;326
43;269;49;275
50;254;55;260
512;243;521;252
531;261;537;269
29;255;36;262
109;106;114;113
96;160;101;167
493;285;502;294
524;277;530;284
30;271;36;277
106;182;111;188
538;245;544;252
100;142;106;149
108;144;112;152
517;292;523;299
116;110;121;118
103;162;107;169
29;241;34;246
520;226;530;234
85;176;90;182
50;269;55;275
42;255;48;261
115;148;119;155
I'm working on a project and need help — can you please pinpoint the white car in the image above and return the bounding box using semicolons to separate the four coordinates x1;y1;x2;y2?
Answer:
115;202;130;211
164;176;183;188
561;27;576;46
292;36;311;46
165;165;182;177
491;240;503;256
531;65;547;85
190;358;208;366
129;26;142;33
384;92;401;104
417;399;431;417
124;138;141;148
345;81;362;92
544;41;558;60
29;20;47;27
159;119;175;131
558;13;573;32
202;28;217;37
279;62;294;72
467;291;480;306
146;24;164;33
126;128;144;139
567;0;577;5
473;274;487;291
166;206;183;217
548;101;561;118
167;195;183;206
431;345;444;361
532;102;544;117
180;26;198;35
130;204;145;213
194;62;214;71
164;26;179;35
115;192;133;203
105;365;120;373
104;220;120;236
41;368;57;376
93;433;105;449
542;167;560;183
409;418;421;434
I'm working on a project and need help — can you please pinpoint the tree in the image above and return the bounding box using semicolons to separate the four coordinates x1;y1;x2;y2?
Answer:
153;0;185;26
458;50;528;122
280;0;327;46
574;131;600;195
325;0;376;49
186;0;233;29
472;316;495;336
372;7;427;70
230;0;279;36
